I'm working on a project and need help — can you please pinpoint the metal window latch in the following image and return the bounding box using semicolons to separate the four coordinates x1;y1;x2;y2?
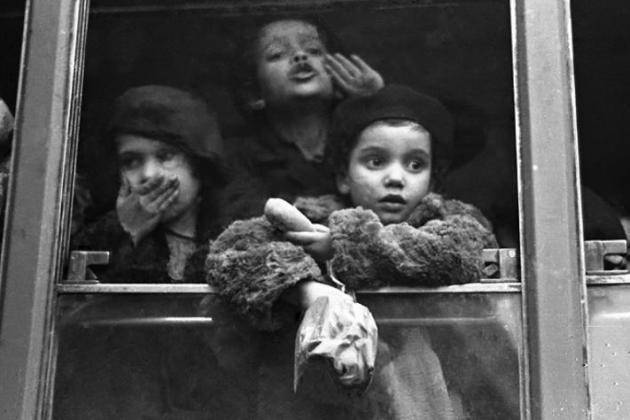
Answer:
65;250;110;283
584;240;628;275
481;248;518;282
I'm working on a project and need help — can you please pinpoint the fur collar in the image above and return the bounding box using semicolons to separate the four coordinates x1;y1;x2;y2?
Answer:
294;192;489;229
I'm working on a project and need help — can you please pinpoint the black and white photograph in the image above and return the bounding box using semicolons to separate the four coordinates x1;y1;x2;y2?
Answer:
0;0;629;418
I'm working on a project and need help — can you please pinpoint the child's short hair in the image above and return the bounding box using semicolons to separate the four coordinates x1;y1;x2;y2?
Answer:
108;85;227;186
327;84;454;187
229;16;346;120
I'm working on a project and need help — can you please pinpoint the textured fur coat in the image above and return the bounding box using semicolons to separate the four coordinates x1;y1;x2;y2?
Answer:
204;192;498;420
206;192;497;331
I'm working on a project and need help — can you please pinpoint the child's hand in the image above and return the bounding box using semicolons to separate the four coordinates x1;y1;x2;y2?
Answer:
325;53;384;98
285;224;333;262
116;175;179;245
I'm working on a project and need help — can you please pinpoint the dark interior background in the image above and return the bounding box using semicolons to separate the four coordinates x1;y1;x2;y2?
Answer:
1;0;629;243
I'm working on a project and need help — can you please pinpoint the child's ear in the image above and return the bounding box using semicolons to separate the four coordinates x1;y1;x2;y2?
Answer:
336;173;350;195
247;98;266;111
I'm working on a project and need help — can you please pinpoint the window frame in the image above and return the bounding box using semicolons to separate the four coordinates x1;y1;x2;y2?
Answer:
511;0;589;418
0;0;590;418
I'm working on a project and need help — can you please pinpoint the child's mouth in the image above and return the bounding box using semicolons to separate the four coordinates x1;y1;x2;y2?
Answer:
291;71;316;81
289;63;317;81
378;195;406;211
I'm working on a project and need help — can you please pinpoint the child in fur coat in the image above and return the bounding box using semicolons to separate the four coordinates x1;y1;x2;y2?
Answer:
206;84;498;419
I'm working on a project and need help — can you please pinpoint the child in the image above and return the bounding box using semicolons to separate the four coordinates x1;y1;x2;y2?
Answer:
58;86;259;419
73;84;226;283
224;17;384;219
206;84;497;419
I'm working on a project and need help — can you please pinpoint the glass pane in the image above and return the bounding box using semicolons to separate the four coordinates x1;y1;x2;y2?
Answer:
588;284;630;419
0;1;24;257
59;0;521;418
69;0;518;283
53;292;522;419
573;3;630;417
572;0;630;245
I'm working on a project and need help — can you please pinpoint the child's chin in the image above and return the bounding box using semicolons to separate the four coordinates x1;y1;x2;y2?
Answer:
160;206;182;223
289;82;333;99
377;212;405;225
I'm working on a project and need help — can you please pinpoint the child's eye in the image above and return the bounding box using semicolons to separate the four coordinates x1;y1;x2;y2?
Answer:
119;155;141;170
407;159;427;172
265;49;285;61
365;156;385;169
307;47;323;56
157;149;177;162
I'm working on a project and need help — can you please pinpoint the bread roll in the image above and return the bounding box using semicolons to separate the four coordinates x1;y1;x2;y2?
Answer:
264;198;315;232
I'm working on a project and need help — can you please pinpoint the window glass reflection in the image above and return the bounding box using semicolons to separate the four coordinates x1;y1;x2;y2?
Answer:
60;1;521;419
53;292;522;419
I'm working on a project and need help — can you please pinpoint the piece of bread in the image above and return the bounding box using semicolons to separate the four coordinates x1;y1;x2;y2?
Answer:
264;198;315;232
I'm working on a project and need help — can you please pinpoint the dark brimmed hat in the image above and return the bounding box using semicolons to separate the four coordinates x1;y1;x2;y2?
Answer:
108;85;226;184
110;85;224;161
328;84;454;173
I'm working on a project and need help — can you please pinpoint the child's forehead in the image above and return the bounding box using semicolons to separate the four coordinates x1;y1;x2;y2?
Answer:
258;20;321;45
363;120;430;137
115;134;176;153
355;121;432;151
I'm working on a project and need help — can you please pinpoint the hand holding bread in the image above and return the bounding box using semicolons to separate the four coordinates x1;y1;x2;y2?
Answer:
264;198;315;232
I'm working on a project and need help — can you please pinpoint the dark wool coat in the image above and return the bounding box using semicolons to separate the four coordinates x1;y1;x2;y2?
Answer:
205;193;497;420
57;212;253;419
220;125;339;222
71;210;209;283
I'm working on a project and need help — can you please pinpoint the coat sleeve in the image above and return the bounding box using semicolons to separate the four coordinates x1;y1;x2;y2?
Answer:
70;210;175;283
328;197;497;289
205;216;324;331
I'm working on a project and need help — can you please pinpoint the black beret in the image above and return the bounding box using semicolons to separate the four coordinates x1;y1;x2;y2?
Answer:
109;85;224;161
329;84;454;169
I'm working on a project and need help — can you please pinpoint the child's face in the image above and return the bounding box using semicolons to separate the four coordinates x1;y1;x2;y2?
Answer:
337;121;432;224
255;20;334;107
116;134;201;223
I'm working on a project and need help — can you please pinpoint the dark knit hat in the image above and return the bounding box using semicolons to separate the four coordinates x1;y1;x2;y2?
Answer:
109;85;224;161
328;84;454;174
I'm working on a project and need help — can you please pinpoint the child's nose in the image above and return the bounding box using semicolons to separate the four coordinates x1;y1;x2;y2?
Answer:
384;165;406;188
292;50;309;63
140;159;162;181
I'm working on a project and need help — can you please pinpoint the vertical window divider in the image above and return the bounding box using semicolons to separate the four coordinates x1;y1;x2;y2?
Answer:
0;1;89;419
511;0;589;418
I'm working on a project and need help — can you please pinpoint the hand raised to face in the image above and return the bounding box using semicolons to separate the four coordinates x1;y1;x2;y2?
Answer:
116;175;179;244
325;53;384;98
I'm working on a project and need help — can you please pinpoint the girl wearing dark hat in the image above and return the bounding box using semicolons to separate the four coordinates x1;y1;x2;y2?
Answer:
207;85;498;419
73;85;226;283
58;86;260;419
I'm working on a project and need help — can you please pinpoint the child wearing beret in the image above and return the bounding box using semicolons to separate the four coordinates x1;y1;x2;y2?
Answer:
72;85;227;283
206;84;498;419
57;86;260;419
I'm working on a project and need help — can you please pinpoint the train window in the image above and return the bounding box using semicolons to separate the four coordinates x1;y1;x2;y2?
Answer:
572;1;630;418
52;1;524;418
0;0;599;419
